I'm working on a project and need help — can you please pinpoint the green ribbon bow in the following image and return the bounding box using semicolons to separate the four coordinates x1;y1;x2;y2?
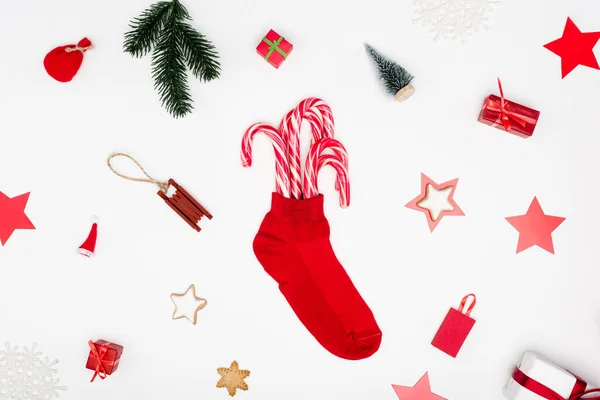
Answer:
262;36;288;61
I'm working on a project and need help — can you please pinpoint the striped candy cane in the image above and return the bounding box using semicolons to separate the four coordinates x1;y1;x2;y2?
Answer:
241;123;290;198
316;154;350;208
300;99;343;192
279;108;303;199
304;138;349;200
280;98;336;198
298;98;335;143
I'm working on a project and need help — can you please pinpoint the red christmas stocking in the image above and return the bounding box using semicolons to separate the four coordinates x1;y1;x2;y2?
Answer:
44;38;93;82
253;193;382;360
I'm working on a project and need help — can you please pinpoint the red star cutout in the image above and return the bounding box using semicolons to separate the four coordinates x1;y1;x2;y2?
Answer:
0;192;35;245
544;17;600;78
392;372;447;400
506;197;565;254
405;173;464;232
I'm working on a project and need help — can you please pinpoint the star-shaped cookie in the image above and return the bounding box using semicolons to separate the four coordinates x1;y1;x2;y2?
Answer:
170;284;207;325
217;361;250;397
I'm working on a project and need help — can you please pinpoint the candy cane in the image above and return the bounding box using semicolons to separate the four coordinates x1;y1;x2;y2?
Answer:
298;98;335;143
280;98;337;198
316;154;350;208
301;99;343;192
241;123;290;198
279;109;303;199
304;138;349;200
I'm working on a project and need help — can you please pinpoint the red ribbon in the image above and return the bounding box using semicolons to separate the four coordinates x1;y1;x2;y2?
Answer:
484;78;536;132
88;340;115;382
513;368;600;399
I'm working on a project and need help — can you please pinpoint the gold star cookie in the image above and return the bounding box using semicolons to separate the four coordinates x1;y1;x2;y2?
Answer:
216;361;250;397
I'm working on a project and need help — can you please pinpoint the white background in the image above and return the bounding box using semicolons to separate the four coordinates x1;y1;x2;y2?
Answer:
1;0;600;399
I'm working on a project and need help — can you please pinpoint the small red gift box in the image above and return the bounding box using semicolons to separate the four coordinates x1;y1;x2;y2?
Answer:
256;29;293;69
431;294;476;358
478;79;540;138
85;339;123;382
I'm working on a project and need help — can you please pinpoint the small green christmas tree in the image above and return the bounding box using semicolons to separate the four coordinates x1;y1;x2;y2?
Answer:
124;0;221;118
365;44;414;102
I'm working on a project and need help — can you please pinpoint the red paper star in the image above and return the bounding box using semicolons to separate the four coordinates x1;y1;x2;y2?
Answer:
506;197;565;254
405;173;464;232
0;192;35;245
544;17;600;78
392;372;447;400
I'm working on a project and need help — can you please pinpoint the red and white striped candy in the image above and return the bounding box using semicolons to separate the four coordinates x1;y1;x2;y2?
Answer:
279;109;303;200
298;98;335;143
304;138;349;202
241;123;290;198
316;154;350;208
301;99;343;192
280;98;336;198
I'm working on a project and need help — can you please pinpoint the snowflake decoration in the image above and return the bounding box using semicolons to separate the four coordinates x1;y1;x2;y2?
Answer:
0;343;66;400
413;0;499;42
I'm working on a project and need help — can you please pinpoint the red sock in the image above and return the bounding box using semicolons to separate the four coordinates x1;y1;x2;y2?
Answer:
253;194;353;358
253;193;382;360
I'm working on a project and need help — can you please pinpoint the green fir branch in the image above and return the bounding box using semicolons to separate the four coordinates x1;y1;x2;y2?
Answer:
124;0;221;118
151;5;193;118
179;21;221;82
123;1;171;58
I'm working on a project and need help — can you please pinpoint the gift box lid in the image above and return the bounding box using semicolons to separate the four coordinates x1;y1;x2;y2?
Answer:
504;351;583;400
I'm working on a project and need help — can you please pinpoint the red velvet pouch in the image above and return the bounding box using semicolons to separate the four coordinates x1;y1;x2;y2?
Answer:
44;37;92;82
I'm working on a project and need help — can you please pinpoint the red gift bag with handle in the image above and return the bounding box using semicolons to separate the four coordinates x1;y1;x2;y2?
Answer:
431;294;477;358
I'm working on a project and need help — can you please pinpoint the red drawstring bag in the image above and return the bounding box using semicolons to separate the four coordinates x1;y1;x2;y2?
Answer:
44;38;93;82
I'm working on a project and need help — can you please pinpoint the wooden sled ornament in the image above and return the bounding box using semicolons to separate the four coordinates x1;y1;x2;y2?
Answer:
158;179;212;232
107;153;213;233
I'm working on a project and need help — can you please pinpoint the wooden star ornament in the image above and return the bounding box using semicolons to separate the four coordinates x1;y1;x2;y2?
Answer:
217;361;250;397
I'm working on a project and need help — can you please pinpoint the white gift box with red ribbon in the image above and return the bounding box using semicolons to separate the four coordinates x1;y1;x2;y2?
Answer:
504;351;599;400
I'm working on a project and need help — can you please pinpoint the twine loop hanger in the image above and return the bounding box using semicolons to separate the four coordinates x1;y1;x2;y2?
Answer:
107;153;170;194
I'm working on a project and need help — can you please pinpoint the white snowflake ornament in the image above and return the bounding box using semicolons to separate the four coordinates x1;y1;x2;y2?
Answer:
413;0;499;42
0;343;66;400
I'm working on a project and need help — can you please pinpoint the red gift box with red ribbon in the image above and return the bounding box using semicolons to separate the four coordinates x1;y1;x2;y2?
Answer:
478;79;540;138
85;339;123;382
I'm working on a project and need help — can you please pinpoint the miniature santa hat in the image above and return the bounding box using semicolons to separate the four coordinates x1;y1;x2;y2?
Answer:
78;216;98;257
